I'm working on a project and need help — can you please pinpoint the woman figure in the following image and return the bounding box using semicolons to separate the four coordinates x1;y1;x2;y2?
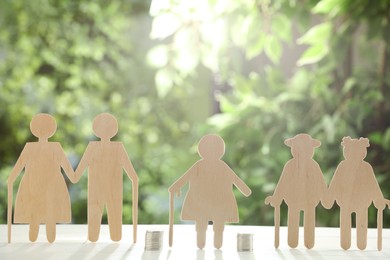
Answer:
8;114;76;242
169;134;252;249
322;137;390;250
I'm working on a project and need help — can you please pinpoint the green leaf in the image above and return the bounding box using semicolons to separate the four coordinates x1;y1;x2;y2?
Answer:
150;12;181;39
272;14;291;41
246;36;265;60
297;23;332;45
147;45;168;68
155;69;173;98
313;0;342;16
264;35;282;64
368;131;382;145
297;44;329;66
342;77;356;94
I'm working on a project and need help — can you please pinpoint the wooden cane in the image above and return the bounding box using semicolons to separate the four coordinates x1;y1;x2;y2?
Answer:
8;183;13;243
274;205;280;248
169;191;174;247
377;208;382;251
133;182;138;243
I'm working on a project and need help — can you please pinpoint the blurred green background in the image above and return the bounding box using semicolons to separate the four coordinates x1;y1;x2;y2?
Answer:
0;0;389;228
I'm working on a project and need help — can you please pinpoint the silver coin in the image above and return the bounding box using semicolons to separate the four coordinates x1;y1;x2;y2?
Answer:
237;233;253;252
145;230;164;251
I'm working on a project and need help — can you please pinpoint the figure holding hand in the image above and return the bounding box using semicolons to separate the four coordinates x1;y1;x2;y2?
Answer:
74;113;139;243
7;114;76;243
265;134;327;249
322;137;390;250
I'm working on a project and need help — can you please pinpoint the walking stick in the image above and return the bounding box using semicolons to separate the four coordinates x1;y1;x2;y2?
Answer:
133;182;138;243
169;191;174;247
274;205;280;249
8;183;13;243
377;208;382;251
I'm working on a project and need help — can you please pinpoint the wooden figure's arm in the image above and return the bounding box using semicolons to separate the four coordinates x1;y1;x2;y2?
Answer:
321;164;342;209
384;199;390;209
74;144;92;182
225;163;251;197
373;196;388;211
359;164;388;210
57;143;77;183
8;144;29;186
315;163;328;197
168;164;197;197
120;144;139;184
265;163;291;208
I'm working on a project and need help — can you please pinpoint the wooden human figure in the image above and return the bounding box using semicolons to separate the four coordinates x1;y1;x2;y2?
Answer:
74;113;139;243
265;133;327;249
322;137;390;250
7;113;76;243
169;134;252;249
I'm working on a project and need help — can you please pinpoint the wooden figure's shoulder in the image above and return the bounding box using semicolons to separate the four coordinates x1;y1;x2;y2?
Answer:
312;158;324;168
25;142;34;147
88;141;100;147
283;159;295;169
335;160;348;169
361;161;374;171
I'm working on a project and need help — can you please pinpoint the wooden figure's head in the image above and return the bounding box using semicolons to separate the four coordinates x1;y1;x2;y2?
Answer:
93;113;118;140
284;133;321;159
198;134;225;160
30;113;57;140
341;136;369;161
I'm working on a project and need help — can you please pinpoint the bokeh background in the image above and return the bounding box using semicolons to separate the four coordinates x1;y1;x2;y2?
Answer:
0;0;389;228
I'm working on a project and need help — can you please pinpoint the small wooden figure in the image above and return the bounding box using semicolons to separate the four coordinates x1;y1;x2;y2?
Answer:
265;133;327;249
74;113;139;243
322;137;390;250
169;134;252;249
7;113;76;243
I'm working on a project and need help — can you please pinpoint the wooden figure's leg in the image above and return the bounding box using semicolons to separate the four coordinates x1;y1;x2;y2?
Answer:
29;221;39;242
356;208;368;250
46;222;56;243
287;208;300;248
106;196;123;242
340;209;351;250
213;221;225;249
195;220;208;249
88;199;104;242
304;207;315;249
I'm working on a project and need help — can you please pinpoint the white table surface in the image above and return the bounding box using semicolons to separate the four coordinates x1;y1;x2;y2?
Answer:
1;224;390;259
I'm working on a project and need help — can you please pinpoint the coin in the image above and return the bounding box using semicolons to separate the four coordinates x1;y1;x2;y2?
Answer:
237;233;253;252
145;230;164;251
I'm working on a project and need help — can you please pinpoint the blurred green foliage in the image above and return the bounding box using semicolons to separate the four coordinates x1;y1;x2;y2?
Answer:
0;0;389;229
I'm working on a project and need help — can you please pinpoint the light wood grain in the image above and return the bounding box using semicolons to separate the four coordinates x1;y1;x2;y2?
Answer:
75;113;139;243
322;136;390;250
265;133;327;249
169;134;252;249
7;113;76;243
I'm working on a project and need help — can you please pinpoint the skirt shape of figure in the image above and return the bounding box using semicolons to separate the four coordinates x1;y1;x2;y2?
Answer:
181;161;239;223
14;142;71;224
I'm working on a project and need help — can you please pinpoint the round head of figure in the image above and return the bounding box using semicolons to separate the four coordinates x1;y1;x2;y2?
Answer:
198;134;225;160
93;113;118;140
284;133;321;159
30;113;57;140
341;136;369;160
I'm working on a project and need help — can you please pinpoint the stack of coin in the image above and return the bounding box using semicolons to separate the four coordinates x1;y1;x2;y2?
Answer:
144;230;164;251
237;233;253;252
